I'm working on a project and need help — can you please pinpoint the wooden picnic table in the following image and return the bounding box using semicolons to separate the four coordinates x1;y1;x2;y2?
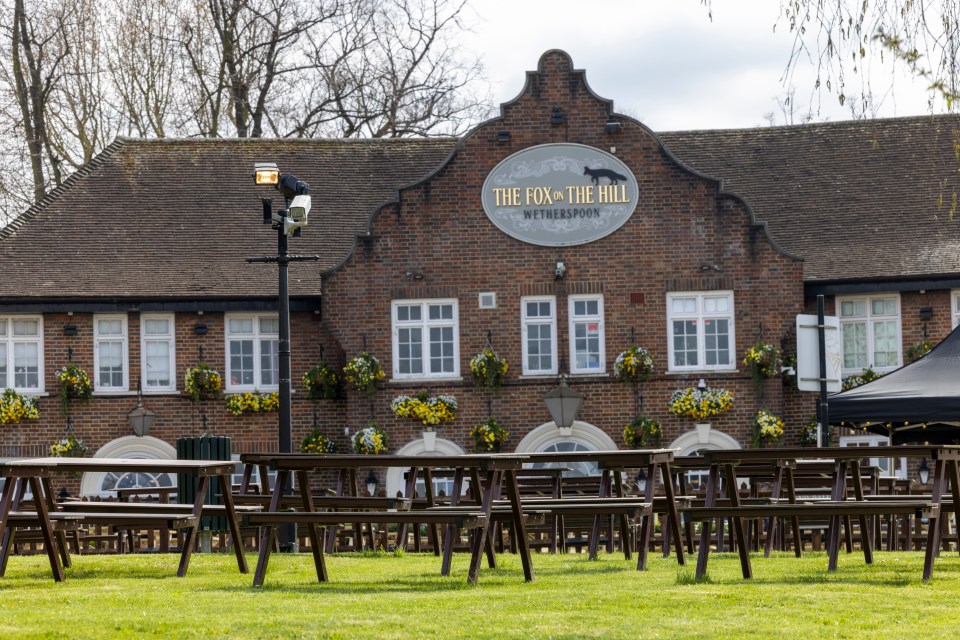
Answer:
0;457;247;582
239;453;534;587
519;449;686;568
688;445;956;581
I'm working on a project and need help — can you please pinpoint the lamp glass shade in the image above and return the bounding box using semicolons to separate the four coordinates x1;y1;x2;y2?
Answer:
918;459;930;485
127;402;156;437
544;380;584;430
254;162;279;185
365;470;379;496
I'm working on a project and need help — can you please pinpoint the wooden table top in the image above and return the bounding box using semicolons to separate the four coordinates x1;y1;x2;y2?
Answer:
0;457;236;476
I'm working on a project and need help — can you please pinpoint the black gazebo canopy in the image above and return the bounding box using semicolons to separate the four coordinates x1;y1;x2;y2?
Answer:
827;325;960;444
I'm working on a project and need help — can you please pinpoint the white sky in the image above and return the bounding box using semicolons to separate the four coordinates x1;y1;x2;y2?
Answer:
463;0;938;131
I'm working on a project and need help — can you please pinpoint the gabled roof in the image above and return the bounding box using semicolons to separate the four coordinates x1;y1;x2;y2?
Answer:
0;137;457;300
659;114;960;283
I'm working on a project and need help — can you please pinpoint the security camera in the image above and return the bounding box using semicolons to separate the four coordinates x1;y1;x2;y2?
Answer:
283;194;311;235
555;260;566;279
278;173;309;198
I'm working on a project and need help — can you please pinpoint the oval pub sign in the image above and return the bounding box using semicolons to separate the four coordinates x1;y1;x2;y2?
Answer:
481;143;638;247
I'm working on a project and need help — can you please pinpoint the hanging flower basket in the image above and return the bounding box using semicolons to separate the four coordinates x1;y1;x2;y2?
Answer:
50;433;88;458
470;349;508;391
752;409;785;447
352;423;389;454
614;345;654;383
668;387;734;421
184;362;222;403
391;393;458;429
0;389;40;425
470;417;508;452
225;391;280;416
299;429;337;454
906;339;933;363
623;415;663;448
343;352;385;395
841;366;884;391
302;363;339;401
57;363;93;414
742;343;782;384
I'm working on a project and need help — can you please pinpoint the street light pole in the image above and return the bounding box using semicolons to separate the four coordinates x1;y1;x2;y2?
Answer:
251;163;317;551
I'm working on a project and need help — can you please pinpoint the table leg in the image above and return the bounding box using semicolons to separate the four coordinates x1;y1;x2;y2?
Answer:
423;467;441;557
176;475;208;577
660;461;686;565
784;467;802;558
504;470;534;582
29;476;66;582
441;468;465;576
923;458;947;581
216;473;249;574
467;469;497;584
612;470;632;561
396;465;418;550
588;470;610;560
764;465;785;558
253;469;289;587
295;470;327;582
850;461;874;565
947;460;960;559
723;463;751;579
695;464;720;579
325;469;347;554
637;461;657;571
827;460;847;571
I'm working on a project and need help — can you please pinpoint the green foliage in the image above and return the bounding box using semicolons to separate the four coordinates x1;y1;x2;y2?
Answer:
302;363;339;400
841;366;884;391
623;416;662;448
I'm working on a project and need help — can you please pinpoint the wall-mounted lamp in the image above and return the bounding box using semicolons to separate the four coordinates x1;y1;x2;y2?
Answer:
555;260;566;280
551;106;565;126
405;271;424;280
194;323;208;335
63;325;77;336
919;307;934;321
496;130;511;142
918;458;930;485
698;378;707;389
604;121;622;134
365;470;379;497
699;262;722;272
635;468;647;492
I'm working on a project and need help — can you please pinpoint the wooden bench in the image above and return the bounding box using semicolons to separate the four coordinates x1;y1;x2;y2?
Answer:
244;508;492;586
685;500;935;579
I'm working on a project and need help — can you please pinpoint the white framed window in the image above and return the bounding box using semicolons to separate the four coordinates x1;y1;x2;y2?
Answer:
0;316;43;392
391;299;460;380
521;296;557;376
140;314;176;393
837;294;900;373
952;291;960;328
94;315;129;392
225;314;279;391
568;295;605;374
839;435;907;479
666;291;736;372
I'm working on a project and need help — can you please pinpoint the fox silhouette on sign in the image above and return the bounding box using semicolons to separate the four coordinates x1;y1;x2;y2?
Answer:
583;166;629;185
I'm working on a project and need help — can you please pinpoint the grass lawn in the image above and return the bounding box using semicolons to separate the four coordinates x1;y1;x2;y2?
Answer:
0;549;955;639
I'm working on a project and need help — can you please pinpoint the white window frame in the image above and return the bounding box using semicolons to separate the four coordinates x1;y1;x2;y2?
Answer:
837;294;901;374
390;299;460;381
666;291;736;372
952;290;960;328
94;314;129;393
140;313;176;393
224;313;280;392
0;315;44;393
839;435;907;479
568;294;605;375
521;296;558;376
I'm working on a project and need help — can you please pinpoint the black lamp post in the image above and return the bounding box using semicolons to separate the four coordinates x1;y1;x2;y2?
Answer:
543;375;584;430
251;162;318;551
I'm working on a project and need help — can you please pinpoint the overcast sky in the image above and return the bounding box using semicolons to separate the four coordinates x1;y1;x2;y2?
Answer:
462;0;937;131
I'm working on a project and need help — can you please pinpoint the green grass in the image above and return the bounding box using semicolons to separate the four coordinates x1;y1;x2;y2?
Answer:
0;549;955;639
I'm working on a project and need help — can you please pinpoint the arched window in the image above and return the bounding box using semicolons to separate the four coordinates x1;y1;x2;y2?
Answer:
384;436;465;497
666;424;741;492
78;435;177;498
514;420;617;476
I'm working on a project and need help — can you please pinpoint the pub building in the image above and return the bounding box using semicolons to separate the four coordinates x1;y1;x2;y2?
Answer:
2;49;959;496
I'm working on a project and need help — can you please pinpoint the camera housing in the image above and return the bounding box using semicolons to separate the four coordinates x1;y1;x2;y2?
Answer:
283;194;312;235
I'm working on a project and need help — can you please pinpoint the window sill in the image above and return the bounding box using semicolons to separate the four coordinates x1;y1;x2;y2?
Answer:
568;371;609;378
664;369;740;375
92;390;137;397
388;376;464;385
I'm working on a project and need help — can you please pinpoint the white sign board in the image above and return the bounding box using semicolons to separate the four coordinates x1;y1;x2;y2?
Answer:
796;314;842;392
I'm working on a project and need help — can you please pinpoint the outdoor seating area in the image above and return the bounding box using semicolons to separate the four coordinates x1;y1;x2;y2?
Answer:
3;446;959;589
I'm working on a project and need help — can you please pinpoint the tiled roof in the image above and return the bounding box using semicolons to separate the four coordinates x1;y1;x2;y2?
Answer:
659;114;960;283
0;138;457;299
